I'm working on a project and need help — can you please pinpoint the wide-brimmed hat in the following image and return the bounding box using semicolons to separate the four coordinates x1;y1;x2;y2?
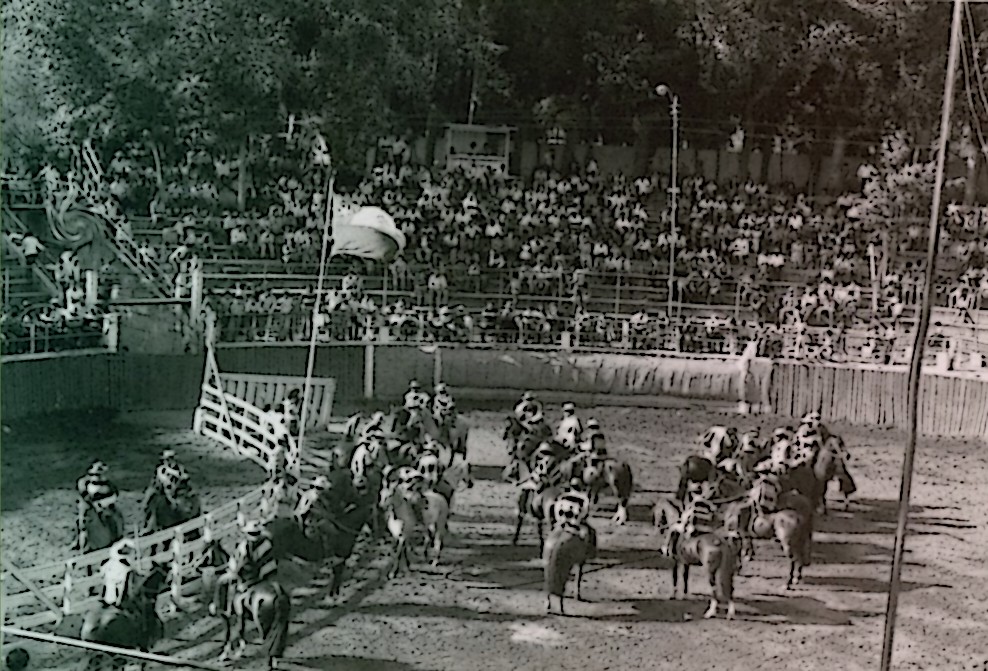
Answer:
562;402;576;413
409;380;421;389
88;461;108;475
110;538;137;560
521;391;534;401
160;449;177;461
586;418;600;430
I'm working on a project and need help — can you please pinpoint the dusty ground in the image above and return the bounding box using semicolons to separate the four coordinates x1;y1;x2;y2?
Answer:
2;405;987;671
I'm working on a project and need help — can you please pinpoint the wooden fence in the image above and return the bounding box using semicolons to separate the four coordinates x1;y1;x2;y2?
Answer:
1;486;266;630
218;372;335;429
769;361;988;440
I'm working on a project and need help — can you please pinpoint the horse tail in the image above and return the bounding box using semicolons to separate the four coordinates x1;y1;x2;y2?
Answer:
611;461;633;505
260;582;291;659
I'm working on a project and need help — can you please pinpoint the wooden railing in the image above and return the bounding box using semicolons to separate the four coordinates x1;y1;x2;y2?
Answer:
1;486;266;630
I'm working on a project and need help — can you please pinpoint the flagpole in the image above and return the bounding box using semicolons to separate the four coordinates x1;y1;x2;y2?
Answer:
879;1;963;668
296;145;335;462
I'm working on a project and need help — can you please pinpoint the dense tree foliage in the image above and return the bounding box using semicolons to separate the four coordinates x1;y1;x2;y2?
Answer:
3;0;986;192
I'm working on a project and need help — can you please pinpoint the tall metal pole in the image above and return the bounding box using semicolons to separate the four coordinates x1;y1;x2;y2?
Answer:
657;84;679;321
669;95;679;321
880;1;963;668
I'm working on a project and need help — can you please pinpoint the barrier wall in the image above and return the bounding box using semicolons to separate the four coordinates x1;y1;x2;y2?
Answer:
770;361;988;440
371;345;774;408
3;345;984;441
0;353;206;421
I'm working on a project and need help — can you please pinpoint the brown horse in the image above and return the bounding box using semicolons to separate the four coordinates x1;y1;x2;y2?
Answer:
653;498;740;619
721;489;814;589
811;435;857;514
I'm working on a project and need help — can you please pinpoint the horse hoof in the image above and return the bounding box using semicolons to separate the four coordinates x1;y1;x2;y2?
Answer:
703;609;716;619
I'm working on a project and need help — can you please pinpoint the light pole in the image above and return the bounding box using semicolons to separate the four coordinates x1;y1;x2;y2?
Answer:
655;84;679;321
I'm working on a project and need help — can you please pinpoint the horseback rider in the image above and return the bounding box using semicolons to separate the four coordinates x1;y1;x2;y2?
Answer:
75;460;122;550
294;475;330;529
100;538;139;608
217;521;276;600
280;388;303;435
358;411;388;443
555;402;583;451
403;380;430;412
553;488;592;538
750;474;781;516
580;418;607;458
682;482;719;537
144;449;191;506
432;382;456;424
513;391;544;432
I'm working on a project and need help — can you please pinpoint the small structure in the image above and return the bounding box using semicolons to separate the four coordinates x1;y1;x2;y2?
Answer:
441;124;514;174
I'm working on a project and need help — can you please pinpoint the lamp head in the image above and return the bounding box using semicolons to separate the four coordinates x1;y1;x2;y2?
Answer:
655;84;671;97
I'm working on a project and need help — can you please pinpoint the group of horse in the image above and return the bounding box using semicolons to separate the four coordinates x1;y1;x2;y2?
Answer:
652;414;858;619
502;415;634;614
76;404;476;669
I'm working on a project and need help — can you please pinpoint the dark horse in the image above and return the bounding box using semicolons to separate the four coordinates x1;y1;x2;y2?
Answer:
142;486;203;554
79;504;125;554
263;483;372;596
79;562;170;670
200;540;290;666
676;455;715;502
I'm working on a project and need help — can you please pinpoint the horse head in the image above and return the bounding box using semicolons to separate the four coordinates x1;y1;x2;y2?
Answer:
417;453;443;488
652;498;684;556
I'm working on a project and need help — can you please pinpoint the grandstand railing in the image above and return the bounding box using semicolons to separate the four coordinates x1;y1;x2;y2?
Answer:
209;305;988;372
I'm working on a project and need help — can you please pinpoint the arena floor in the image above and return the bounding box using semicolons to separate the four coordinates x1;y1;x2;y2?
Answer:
2;405;986;671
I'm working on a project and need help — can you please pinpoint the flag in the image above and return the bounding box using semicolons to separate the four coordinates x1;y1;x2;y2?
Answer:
330;206;406;261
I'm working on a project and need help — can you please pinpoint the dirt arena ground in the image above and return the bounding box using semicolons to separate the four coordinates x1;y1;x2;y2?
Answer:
2;404;987;671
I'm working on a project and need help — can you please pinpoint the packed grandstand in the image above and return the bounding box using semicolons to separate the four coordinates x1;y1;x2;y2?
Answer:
3;137;987;365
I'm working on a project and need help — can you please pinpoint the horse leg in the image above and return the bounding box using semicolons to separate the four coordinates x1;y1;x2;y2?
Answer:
576;563;584;601
704;565;718;619
388;537;404;579
328;559;345;597
670;562;679;600
430;525;443;567
682;564;690;596
786;556;796;590
512;508;525;546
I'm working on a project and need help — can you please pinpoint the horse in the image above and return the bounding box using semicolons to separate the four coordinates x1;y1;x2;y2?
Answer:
503;417;553;471
513;452;569;550
543;519;597;616
653;498;740;619
575;455;634;525
80;562;171;670
417;451;473;508
675;455;716;502
263;486;372;596
141;486;202;555
811;435;857;514
79;502;126;554
721;489;814;589
209;553;291;665
379;477;450;577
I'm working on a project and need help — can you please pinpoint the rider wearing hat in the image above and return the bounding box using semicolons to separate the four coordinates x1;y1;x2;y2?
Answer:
514;391;544;432
101;538;139;608
224;520;276;592
294;475;331;529
580;418;607;458
431;382;456;422
555;402;583;451
403;380;430;412
144;449;191;506
75;460;121;550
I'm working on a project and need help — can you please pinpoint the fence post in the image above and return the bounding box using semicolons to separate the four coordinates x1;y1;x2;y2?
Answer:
364;343;375;400
433;346;443;387
61;560;74;615
615;271;622;314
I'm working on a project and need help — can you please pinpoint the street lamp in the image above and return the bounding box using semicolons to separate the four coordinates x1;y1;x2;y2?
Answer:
655;84;680;321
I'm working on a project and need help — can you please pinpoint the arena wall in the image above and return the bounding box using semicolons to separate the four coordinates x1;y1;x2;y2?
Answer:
3;345;985;441
0;352;206;421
